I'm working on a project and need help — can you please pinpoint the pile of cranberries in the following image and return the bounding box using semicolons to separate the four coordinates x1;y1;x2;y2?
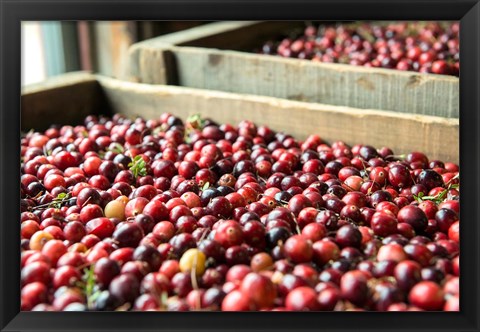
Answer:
258;22;459;76
20;112;460;311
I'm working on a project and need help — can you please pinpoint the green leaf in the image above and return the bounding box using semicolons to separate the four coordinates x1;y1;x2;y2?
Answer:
412;192;424;203
161;292;168;307
108;142;124;154
186;113;206;130
48;192;71;209
56;192;68;200
43;145;52;156
128;155;147;178
201;182;210;191
79;264;98;310
411;172;460;205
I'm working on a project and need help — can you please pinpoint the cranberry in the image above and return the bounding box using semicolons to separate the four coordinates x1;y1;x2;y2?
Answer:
76;188;101;207
408;281;445;310
312;240;340;266
133;245;162;271
221;290;254;311
417;169;444;191
397;205;428;232
109;273;140;304
283;235;313;263
21;261;51;286
85;217;115;239
21;282;48;310
335;224;362;248
113;222;144;247
240;272;277;308
388;164;412;188
370;211;398;237
404;243;434;267
285;286;319;311
435;208;459;233
214;220;244;248
394;260;422;291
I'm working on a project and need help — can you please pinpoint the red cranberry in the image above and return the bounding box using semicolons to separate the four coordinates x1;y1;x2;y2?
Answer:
285;286;319;311
283;235;313;263
408;281;445;310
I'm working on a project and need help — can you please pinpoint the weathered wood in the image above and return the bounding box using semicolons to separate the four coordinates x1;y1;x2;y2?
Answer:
97;76;459;164
130;21;298;51
128;21;459;118
94;21;138;80
21;73;459;163
21;72;107;131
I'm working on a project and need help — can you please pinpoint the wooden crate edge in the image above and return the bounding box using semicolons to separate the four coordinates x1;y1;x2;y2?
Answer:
21;72;105;131
97;76;459;164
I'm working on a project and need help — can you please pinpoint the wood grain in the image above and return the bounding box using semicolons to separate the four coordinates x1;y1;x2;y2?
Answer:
128;21;459;118
21;73;459;163
21;72;107;131
97;76;459;164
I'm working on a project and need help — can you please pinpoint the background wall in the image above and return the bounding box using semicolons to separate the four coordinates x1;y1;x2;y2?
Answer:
21;21;209;85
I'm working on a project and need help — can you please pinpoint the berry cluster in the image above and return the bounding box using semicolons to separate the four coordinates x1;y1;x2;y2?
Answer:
21;112;459;311
258;22;459;76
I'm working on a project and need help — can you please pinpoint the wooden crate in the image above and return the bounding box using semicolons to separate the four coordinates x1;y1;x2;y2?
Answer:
128;21;459;119
22;72;458;164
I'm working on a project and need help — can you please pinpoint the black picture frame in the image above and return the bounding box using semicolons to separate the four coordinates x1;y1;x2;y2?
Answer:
1;0;479;331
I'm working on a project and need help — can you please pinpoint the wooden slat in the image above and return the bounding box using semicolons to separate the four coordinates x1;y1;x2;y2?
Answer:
128;21;459;118
97;76;459;164
21;72;107;131
128;21;297;85
21;73;459;163
130;21;298;51
94;22;137;79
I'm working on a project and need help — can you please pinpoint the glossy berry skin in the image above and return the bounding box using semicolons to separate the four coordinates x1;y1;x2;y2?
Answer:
408;281;445;311
285;286;320;311
221;290;254;311
397;205;428;232
335;224;362;248
20;107;461;312
85;218;115;239
94;258;121;286
240;272;277;309
21;282;48;310
112;222;145;248
370;212;398;237
283;235;313;263
340;270;369;307
417;169;444;191
388;164;412;188
214;220;244;248
435;208;459;233
312;240;340;266
394;260;422;291
109;273;140;304
288;195;313;216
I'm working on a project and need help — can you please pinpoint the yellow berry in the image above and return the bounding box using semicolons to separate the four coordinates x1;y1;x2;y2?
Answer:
68;243;88;253
104;200;126;220
179;248;206;276
250;252;273;272
29;231;54;250
116;195;129;205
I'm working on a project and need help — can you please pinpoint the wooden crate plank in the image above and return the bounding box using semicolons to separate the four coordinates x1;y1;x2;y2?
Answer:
128;22;459;118
130;21;297;50
21;72;107;131
97;76;459;164
94;21;137;79
138;46;459;118
128;21;297;84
